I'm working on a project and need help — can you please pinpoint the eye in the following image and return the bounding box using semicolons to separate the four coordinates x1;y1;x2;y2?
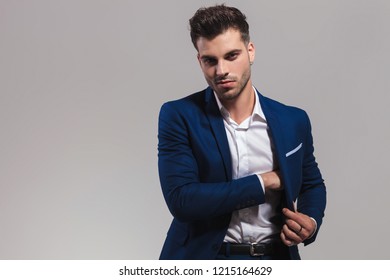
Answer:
202;57;217;66
226;52;239;60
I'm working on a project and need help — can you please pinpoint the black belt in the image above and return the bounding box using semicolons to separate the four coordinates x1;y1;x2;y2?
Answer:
219;242;281;257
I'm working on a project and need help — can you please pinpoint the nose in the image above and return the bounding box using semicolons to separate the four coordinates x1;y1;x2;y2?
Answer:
216;60;228;77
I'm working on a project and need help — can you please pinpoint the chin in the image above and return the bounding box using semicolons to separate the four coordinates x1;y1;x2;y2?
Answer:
219;90;240;101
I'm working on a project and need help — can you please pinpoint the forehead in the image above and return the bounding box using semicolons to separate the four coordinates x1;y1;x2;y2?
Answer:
196;28;246;56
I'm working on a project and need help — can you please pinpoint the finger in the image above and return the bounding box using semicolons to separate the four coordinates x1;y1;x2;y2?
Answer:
282;224;303;244
283;208;307;227
282;208;299;218
285;218;303;235
280;231;295;247
285;219;313;241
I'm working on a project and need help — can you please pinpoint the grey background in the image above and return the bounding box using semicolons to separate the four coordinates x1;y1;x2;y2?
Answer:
1;0;389;259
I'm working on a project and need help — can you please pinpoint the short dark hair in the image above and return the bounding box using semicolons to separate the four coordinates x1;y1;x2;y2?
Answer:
189;4;250;50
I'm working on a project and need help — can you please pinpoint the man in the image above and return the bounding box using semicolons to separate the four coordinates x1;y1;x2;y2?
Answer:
158;4;326;260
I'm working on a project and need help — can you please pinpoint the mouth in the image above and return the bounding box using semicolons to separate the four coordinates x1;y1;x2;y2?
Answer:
216;79;236;87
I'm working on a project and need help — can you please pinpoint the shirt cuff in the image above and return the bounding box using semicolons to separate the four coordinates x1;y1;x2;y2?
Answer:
256;174;265;193
308;217;317;239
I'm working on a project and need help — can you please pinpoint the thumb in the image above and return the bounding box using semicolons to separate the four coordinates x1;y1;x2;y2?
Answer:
282;208;297;219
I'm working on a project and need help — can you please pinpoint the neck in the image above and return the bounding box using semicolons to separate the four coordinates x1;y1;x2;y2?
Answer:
223;82;255;124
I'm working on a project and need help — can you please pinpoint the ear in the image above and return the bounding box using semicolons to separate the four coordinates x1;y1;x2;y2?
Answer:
247;42;255;64
197;53;202;65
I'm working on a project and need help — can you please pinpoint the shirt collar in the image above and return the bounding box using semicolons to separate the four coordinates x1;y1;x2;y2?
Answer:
213;86;267;123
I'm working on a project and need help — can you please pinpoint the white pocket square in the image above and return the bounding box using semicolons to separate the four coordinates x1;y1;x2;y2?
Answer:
285;143;302;157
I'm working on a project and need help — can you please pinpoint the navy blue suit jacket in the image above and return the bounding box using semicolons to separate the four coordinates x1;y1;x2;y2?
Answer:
158;87;326;259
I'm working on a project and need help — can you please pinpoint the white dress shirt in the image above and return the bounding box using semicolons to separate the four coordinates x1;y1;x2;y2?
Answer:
214;88;283;244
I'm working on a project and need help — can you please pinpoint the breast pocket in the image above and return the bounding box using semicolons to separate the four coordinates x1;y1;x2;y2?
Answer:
285;143;302;158
285;142;304;198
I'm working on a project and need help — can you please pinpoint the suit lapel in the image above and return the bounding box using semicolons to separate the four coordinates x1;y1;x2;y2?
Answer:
258;93;295;211
204;87;232;181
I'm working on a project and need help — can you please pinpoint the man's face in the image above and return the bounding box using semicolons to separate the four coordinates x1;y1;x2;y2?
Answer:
196;28;255;102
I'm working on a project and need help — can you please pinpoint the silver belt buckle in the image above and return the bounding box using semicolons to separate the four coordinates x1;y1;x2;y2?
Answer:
250;242;264;256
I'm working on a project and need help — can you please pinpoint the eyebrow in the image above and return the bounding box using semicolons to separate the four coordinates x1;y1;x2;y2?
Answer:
225;49;242;56
199;49;242;60
199;55;216;63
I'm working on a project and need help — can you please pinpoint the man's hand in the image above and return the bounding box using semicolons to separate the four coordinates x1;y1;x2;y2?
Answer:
280;208;316;246
260;171;283;191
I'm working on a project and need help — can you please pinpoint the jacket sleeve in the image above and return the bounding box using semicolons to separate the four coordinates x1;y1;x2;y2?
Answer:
158;102;265;222
298;112;327;245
